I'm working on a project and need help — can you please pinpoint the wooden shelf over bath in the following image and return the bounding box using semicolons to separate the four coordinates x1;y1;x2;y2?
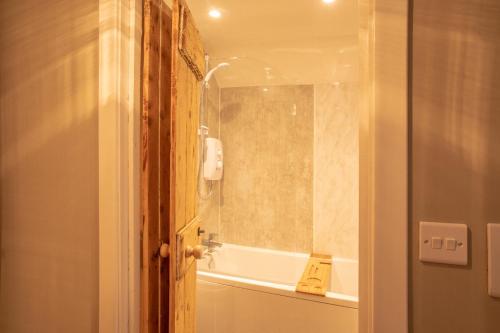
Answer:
296;253;332;296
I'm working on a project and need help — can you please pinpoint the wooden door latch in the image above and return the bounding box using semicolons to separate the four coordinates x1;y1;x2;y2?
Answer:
159;243;169;258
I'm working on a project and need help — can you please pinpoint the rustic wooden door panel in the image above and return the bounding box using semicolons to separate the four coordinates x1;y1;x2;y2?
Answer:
174;217;201;332
142;0;204;331
159;5;173;332
171;3;204;233
141;0;172;332
170;1;205;333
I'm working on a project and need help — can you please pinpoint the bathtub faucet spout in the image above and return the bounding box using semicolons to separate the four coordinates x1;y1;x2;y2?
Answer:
202;233;223;252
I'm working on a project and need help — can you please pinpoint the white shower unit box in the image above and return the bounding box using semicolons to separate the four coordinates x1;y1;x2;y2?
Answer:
203;138;223;181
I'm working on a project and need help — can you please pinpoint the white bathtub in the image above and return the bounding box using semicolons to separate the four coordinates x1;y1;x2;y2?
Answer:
196;243;358;333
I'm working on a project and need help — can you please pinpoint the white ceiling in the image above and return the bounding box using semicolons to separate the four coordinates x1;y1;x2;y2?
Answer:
187;0;359;87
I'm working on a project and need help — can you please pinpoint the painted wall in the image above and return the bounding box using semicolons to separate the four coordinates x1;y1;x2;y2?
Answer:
0;0;99;331
412;0;500;331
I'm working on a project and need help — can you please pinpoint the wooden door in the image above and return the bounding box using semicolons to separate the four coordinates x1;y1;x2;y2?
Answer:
141;0;205;332
141;0;172;331
169;1;205;330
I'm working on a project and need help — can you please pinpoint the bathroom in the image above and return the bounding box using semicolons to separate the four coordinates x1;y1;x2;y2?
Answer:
190;1;359;331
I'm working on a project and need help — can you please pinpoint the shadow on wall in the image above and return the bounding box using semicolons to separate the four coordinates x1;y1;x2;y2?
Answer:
411;0;500;331
0;0;99;332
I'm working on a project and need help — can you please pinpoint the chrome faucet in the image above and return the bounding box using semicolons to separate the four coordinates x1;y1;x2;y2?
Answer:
202;233;223;252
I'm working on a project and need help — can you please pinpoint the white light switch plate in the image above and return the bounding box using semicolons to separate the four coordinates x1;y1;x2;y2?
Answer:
419;222;468;265
487;224;500;297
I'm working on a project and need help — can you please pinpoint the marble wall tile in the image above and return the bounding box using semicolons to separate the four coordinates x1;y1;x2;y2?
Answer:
313;83;359;260
219;85;314;253
212;83;359;258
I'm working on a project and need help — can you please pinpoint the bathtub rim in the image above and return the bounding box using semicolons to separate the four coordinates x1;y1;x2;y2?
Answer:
197;271;359;309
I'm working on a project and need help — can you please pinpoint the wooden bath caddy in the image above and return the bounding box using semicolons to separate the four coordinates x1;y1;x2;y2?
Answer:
296;253;332;296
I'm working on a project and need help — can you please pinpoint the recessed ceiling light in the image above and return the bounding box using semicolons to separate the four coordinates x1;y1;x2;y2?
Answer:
208;9;222;19
322;0;335;4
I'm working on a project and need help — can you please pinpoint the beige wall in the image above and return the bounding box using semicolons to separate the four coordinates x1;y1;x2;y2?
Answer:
412;0;500;331
314;83;359;260
0;0;99;332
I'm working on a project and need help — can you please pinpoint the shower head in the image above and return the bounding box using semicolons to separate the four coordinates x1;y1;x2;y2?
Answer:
204;62;230;83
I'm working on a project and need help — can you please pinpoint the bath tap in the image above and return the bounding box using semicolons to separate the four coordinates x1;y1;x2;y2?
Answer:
202;233;223;252
205;252;216;270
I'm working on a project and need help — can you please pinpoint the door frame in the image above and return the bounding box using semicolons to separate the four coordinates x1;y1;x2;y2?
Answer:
98;0;143;332
97;0;410;331
358;0;409;332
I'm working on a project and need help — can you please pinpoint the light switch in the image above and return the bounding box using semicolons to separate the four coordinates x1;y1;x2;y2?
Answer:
431;237;443;249
445;238;457;251
487;224;500;297
419;222;468;265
